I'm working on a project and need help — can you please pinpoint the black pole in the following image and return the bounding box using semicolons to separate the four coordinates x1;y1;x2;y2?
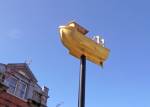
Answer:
78;55;86;107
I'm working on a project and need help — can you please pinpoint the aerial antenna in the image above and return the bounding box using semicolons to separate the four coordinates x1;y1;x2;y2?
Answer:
25;57;32;65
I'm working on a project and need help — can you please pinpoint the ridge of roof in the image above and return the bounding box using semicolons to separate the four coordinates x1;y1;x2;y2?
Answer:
7;63;38;82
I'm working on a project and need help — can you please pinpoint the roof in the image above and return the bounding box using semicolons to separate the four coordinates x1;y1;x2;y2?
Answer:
7;63;37;82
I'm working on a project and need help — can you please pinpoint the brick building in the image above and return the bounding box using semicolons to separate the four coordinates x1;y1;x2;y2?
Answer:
0;63;49;107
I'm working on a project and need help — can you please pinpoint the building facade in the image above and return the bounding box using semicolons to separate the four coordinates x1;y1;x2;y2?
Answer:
0;63;49;107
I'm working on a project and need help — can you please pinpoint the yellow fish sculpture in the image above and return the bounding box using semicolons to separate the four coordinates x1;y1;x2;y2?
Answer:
59;21;110;67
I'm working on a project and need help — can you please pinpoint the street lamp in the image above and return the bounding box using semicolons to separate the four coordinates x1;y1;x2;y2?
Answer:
59;21;110;107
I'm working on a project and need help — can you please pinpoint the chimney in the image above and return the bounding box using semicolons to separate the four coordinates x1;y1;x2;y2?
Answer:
43;86;49;95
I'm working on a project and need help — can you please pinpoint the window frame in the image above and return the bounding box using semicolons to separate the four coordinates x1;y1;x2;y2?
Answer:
6;76;28;99
15;80;27;99
7;76;18;94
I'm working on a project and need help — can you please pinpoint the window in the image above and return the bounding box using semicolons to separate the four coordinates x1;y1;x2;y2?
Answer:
15;81;27;98
32;91;41;102
6;76;27;99
41;96;47;104
7;76;17;94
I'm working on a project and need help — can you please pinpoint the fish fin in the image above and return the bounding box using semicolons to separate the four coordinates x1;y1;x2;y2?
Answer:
100;62;103;68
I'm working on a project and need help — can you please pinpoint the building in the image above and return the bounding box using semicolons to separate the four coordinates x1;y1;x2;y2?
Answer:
0;63;49;107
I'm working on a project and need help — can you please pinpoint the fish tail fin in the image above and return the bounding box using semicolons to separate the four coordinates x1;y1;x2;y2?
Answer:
100;62;103;68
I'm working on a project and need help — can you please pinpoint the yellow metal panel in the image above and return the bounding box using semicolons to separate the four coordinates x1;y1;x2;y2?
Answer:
59;22;110;66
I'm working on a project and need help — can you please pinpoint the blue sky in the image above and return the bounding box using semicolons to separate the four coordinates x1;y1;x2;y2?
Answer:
0;0;150;107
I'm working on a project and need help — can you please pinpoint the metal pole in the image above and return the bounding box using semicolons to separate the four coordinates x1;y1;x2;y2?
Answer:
78;55;86;107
